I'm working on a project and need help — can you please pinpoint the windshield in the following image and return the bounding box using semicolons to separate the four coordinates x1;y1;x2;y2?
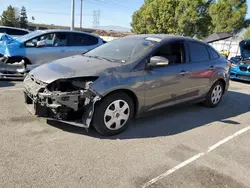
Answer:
17;30;43;42
84;37;158;62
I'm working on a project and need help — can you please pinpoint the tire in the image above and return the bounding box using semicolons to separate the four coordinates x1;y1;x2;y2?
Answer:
92;92;134;136
204;81;224;108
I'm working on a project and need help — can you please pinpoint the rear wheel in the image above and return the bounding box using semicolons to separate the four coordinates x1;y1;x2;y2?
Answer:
92;92;134;136
204;81;224;108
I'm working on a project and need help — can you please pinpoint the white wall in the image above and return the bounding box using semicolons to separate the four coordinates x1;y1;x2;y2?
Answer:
210;38;242;59
100;36;118;41
100;36;243;59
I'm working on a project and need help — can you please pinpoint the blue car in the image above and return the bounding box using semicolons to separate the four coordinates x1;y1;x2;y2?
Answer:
230;40;250;81
0;30;104;77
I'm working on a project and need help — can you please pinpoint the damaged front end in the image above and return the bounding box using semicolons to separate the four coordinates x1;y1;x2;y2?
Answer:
0;34;27;79
24;74;101;128
0;58;28;79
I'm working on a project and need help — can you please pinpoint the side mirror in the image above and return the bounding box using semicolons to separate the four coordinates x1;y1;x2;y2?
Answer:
148;56;169;68
36;40;46;48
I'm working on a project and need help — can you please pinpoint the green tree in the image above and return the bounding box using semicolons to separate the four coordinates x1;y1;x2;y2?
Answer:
131;0;249;38
175;0;213;38
19;6;28;28
243;28;250;39
131;0;178;34
209;0;248;33
0;5;19;27
131;0;212;38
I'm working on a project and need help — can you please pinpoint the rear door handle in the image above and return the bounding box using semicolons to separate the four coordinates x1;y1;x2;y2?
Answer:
60;49;65;52
210;66;214;71
180;70;189;76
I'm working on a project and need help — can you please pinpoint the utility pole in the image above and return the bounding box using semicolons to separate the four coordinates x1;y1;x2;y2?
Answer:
71;0;75;30
80;0;83;30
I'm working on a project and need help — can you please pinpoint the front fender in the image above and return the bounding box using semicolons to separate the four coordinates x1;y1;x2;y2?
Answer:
90;71;146;115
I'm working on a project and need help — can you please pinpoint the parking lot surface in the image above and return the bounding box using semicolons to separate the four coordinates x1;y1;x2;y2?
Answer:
0;80;250;188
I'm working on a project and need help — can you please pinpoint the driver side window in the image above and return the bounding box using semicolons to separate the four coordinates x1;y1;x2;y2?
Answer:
152;41;186;65
25;33;55;47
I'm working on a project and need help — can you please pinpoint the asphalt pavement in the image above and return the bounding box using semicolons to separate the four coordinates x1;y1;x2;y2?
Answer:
0;80;250;188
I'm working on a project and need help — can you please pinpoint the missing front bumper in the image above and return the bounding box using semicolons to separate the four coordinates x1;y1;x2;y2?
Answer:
24;90;101;129
0;58;27;79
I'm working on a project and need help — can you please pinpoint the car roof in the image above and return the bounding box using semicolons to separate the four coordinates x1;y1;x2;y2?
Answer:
0;26;29;32
35;29;100;38
123;34;207;45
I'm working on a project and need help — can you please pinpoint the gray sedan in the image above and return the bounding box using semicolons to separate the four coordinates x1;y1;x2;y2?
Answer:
24;34;230;136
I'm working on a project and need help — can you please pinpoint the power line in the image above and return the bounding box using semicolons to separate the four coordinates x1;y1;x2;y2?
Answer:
28;0;133;27
86;0;135;13
29;10;92;16
105;0;134;10
92;0;130;9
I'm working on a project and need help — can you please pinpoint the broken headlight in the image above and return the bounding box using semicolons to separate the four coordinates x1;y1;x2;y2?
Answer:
47;77;99;92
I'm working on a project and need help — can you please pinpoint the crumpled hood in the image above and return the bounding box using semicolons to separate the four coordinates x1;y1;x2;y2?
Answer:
0;33;14;42
240;40;250;58
30;55;121;83
0;34;24;56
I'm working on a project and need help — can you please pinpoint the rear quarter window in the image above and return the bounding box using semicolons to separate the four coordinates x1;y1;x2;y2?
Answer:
188;41;210;62
69;33;99;46
207;45;220;59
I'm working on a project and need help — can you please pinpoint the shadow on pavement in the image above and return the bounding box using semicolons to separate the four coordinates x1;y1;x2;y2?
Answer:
0;80;16;88
47;91;250;139
230;79;250;85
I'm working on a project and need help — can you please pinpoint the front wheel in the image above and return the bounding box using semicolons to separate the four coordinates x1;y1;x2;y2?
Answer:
204;81;224;108
92;92;134;136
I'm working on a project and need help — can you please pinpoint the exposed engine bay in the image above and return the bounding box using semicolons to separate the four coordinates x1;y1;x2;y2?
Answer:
0;58;28;79
241;58;250;65
24;74;101;128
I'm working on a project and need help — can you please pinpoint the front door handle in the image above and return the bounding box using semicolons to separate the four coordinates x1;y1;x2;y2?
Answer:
60;49;65;52
210;66;214;71
180;70;189;76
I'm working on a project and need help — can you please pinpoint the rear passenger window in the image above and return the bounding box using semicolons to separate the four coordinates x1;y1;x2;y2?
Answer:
69;33;98;46
188;41;209;62
207;46;220;59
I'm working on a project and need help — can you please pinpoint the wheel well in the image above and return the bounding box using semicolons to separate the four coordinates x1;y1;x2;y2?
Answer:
104;89;138;117
7;56;31;65
218;79;226;94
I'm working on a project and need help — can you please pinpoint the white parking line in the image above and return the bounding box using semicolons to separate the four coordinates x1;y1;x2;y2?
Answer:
142;126;250;188
0;88;23;92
